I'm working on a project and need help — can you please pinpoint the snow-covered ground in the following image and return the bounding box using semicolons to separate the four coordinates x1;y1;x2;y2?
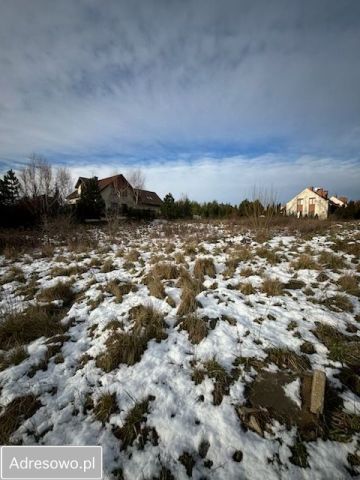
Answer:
0;221;359;479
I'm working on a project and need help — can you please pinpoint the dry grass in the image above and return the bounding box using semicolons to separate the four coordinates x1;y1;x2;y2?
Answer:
0;394;41;444
192;359;231;405
180;314;208;344
266;347;310;373
239;282;256;295
101;259;116;273
147;277;166;299
50;264;87;277
0;346;29;371
177;288;198;316
150;262;179;280
113;396;157;451
313;323;359;365
96;306;167;371
104;280;136;302
321;294;354;313
338;275;360;297
261;278;284;296
319;251;346;270
125;249;140;262
193;258;216;280
37;281;74;306
0;266;26;285
256;247;280;265
0;304;68;350
240;267;254;277
94;392;118;424
291;254;319;270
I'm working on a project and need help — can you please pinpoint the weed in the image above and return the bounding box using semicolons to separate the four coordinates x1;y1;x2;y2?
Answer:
321;294;354;313
319;251;346;270
177;288;198;316
338;275;360;297
239;282;256;295
101;259;115;273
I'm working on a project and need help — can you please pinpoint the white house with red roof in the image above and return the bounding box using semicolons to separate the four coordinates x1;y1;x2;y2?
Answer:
285;186;346;219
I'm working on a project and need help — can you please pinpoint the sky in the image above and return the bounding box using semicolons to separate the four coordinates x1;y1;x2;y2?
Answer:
0;0;359;203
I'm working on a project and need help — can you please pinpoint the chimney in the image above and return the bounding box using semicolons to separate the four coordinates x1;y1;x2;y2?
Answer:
315;188;328;199
308;186;314;191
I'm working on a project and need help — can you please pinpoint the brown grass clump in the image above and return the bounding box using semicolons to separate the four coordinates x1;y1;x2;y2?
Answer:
261;278;284;296
321;294;354;313
94;392;118;424
0;304;68;350
0;266;26;285
193;257;216;280
291;254;319;270
151;262;179;280
101;259;116;273
313;323;359;365
0;394;41;444
0;346;29;371
256;247;280;265
147;277;166;299
37;281;74;306
96;306;167;371
338;275;360;297
180;314;208;344
113;396;157;451
239;282;256;295
104;280;136;302
192;359;232;405
50;264;87;277
266;347;310;373
319;251;346;270
240;267;254;277
125;249;140;262
177;288;198;316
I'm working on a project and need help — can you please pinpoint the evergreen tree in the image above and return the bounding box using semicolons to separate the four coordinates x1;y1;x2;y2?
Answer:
0;170;20;206
161;193;176;219
76;177;105;220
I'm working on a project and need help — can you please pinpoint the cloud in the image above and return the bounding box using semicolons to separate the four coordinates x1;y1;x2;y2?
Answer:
0;0;360;163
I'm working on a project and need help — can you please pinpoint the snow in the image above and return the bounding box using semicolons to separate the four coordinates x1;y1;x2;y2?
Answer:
283;378;302;409
0;221;359;479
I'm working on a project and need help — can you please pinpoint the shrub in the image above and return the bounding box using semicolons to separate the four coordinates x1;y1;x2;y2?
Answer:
150;262;179;280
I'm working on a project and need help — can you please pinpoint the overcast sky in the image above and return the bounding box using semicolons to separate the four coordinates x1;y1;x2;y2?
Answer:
0;0;359;202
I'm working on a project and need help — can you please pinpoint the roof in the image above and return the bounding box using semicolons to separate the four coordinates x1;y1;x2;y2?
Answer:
67;190;79;200
135;189;163;206
98;174;132;192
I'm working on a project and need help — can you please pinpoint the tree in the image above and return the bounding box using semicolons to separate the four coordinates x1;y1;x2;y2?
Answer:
0;170;20;206
127;168;145;205
161;193;176;219
19;154;72;216
76;177;105;220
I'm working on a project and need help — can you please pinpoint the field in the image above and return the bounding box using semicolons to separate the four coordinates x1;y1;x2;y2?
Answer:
0;219;359;479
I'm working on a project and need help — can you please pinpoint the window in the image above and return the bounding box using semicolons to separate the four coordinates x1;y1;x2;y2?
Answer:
309;197;315;205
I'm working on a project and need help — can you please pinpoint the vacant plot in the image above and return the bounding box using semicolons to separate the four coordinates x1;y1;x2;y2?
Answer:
0;220;359;479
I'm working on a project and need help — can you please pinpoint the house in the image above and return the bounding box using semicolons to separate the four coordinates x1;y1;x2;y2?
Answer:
66;174;163;213
286;186;346;220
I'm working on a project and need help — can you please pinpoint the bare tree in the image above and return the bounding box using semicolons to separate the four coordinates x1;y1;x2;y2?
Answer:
127;168;146;205
19;154;72;215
